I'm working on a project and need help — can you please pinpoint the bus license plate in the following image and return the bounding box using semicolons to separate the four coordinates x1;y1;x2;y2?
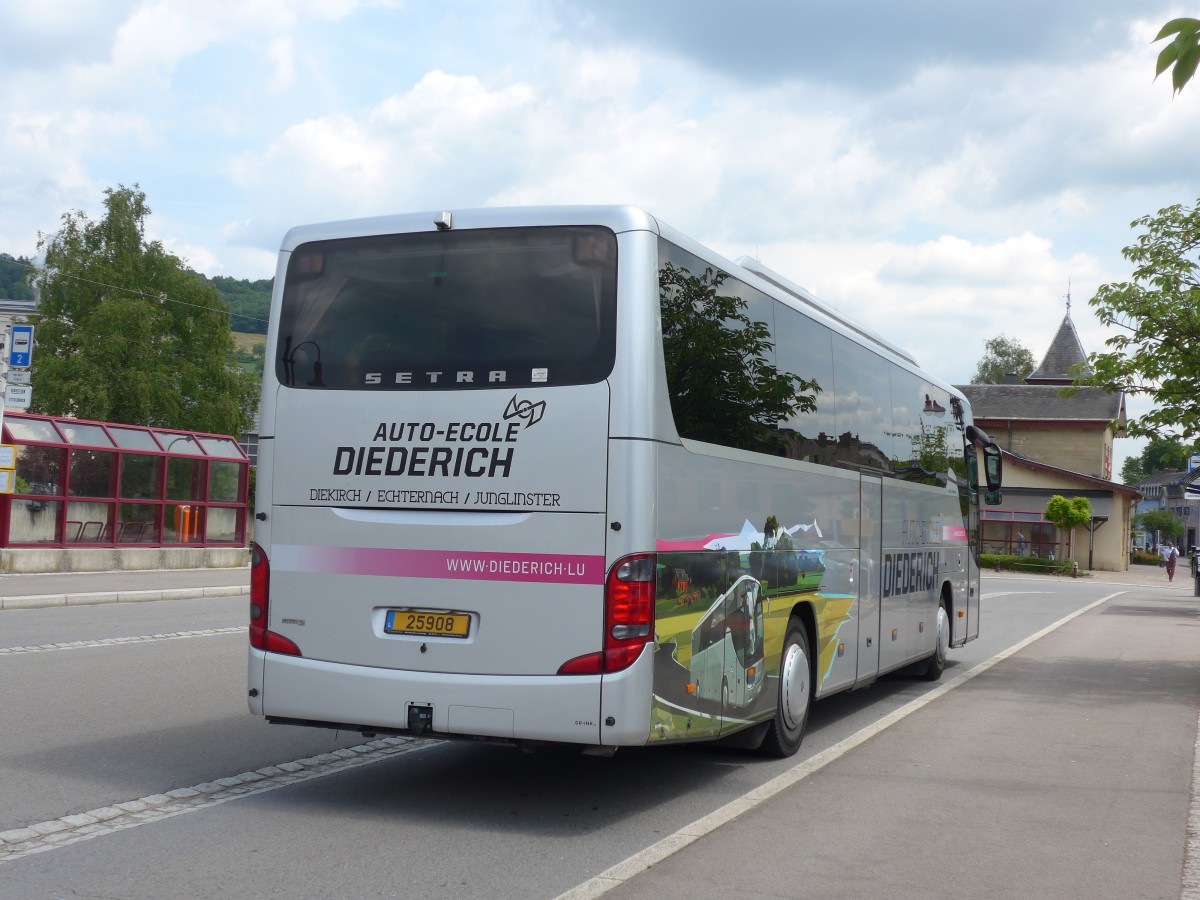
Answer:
385;609;471;638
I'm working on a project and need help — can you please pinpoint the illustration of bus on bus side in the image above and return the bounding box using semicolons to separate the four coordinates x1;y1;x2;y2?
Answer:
689;574;766;710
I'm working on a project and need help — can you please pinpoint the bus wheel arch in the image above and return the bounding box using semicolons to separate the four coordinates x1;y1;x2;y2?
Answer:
759;613;813;758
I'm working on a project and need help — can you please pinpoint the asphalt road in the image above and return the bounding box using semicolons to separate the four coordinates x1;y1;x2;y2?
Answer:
0;574;1196;899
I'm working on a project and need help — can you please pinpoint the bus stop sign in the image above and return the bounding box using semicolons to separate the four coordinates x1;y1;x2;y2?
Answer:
9;325;33;369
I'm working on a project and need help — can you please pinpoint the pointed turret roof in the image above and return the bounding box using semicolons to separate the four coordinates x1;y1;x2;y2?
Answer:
1026;312;1091;385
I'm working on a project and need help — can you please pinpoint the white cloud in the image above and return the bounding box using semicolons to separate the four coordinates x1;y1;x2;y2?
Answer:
0;0;1195;483
265;35;296;93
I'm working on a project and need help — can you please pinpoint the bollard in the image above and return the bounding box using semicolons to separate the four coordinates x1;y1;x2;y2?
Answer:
1072;561;1079;578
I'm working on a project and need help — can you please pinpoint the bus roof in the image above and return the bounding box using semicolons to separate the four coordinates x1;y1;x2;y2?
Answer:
276;204;961;403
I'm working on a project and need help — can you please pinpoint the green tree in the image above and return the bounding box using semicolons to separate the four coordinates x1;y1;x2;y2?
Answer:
32;185;258;436
1043;495;1092;561
1076;197;1200;439
970;334;1036;385
659;263;819;450
1155;18;1200;95
1137;508;1185;544
1120;455;1143;485
1122;438;1198;484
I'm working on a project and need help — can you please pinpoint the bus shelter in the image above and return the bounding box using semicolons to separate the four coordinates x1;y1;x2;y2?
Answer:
0;413;249;549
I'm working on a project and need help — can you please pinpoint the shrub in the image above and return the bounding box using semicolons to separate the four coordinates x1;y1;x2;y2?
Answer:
979;554;1076;576
1130;550;1162;566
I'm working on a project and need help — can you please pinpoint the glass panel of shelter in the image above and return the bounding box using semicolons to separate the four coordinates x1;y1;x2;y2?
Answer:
107;426;163;452
9;499;63;544
119;455;159;500
199;437;244;459
66;449;117;543
5;419;64;444
58;422;115;447
208;461;241;502
118;504;160;543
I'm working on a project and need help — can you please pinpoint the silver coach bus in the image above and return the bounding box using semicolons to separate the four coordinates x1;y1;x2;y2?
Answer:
248;206;1002;757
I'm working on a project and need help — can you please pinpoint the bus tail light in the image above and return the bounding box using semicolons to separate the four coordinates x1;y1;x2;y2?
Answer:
558;553;656;675
249;542;302;657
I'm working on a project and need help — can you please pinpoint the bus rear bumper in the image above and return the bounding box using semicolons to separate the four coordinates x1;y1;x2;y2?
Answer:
251;648;653;747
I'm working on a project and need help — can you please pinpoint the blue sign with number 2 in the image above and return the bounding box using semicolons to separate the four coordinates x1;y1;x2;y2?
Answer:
9;325;33;368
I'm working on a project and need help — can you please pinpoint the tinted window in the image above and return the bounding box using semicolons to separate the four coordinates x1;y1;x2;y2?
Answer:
659;242;817;453
774;307;837;463
891;374;961;482
831;334;893;472
278;226;618;391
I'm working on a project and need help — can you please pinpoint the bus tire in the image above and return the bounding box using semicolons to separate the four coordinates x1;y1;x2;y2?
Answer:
760;618;811;758
918;599;949;682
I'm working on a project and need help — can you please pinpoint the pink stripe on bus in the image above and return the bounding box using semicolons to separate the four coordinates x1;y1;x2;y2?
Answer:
274;545;606;585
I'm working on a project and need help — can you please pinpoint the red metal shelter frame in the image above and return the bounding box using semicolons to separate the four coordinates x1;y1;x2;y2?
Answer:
0;413;249;548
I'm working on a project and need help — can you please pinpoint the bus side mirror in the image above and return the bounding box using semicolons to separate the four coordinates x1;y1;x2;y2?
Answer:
985;490;1003;506
965;424;1004;496
982;443;1002;492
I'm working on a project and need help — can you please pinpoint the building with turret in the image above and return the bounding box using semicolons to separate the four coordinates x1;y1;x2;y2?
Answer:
956;309;1140;571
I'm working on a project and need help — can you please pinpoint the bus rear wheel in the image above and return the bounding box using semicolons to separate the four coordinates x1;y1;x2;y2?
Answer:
760;618;811;758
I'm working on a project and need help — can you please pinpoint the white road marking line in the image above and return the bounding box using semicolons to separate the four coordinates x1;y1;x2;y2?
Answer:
555;592;1124;900
0;627;246;655
0;737;439;864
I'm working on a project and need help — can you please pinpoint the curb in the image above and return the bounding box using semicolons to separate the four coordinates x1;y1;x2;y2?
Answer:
0;585;248;611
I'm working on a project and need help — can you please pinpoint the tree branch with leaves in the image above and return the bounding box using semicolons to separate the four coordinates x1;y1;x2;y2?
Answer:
1075;197;1200;439
1155;18;1200;95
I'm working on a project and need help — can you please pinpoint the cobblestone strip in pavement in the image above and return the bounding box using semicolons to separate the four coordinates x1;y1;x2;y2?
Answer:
0;737;436;864
0;627;246;655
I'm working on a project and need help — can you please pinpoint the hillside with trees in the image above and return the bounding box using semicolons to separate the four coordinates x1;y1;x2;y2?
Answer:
209;275;271;335
0;253;36;301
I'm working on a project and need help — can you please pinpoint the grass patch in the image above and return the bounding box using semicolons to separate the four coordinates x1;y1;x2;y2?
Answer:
233;332;266;353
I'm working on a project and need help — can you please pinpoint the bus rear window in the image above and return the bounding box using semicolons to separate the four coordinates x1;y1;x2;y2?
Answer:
276;226;618;390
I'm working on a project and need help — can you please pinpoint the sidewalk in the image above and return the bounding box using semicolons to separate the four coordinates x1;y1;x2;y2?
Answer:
0;567;249;610
594;577;1200;900
989;562;1196;592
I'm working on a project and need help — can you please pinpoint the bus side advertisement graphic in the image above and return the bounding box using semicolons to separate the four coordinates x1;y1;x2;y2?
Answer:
647;532;847;742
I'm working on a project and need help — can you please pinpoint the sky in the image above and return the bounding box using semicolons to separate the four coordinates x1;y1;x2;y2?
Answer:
2;1;1198;472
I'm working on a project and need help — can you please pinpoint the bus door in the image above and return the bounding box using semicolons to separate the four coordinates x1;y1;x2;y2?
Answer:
965;468;982;641
854;475;883;687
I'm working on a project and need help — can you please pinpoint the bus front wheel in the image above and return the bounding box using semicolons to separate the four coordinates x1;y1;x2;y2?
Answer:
760;618;811;758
